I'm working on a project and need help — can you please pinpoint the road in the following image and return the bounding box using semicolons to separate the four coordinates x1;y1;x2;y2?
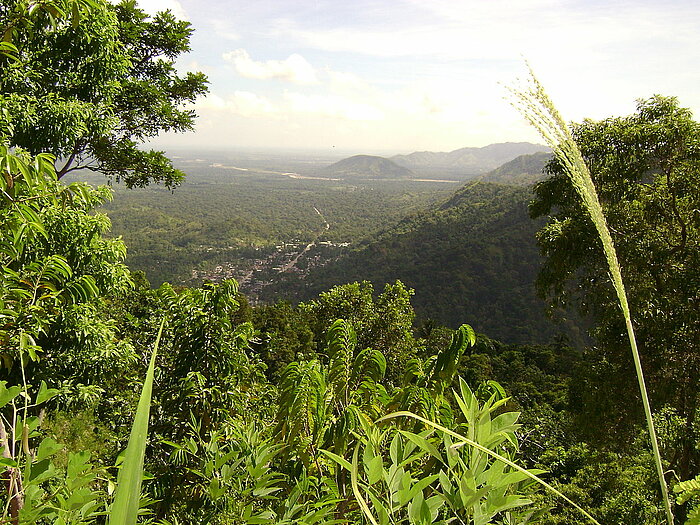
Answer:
279;206;329;273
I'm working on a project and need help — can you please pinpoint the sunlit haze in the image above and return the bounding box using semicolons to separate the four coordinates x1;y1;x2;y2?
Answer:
138;0;700;154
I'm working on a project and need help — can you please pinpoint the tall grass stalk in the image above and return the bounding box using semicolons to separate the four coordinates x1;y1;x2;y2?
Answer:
109;318;164;525
507;66;674;524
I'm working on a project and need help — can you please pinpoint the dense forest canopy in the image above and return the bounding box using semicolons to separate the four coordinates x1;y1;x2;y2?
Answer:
262;181;562;344
0;2;699;524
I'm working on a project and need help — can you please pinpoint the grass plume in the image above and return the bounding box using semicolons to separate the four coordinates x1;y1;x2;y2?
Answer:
507;65;674;524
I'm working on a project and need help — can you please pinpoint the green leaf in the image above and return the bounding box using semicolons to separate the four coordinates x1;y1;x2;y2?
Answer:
390;432;401;465
425;495;443;522
36;437;63;461
378;411;602;525
0;381;22;409
35;380;60;405
28;458;57;483
366;455;383;485
408;489;432;525
320;449;353;472
686;507;700;525
108;318;164;525
675;474;700;505
400;474;439;507
400;430;443;464
367;492;391;525
351;442;380;525
67;451;91;480
0;457;18;468
71;1;81;28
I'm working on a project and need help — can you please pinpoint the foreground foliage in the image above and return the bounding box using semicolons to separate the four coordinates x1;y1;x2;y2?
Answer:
1;3;698;524
531;97;700;492
509;66;700;524
1;139;696;524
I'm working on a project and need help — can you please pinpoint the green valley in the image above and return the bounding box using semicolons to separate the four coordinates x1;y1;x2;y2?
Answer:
1;2;698;525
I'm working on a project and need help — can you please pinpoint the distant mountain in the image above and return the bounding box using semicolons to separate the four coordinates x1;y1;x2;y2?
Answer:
481;151;552;186
317;155;415;179
262;181;577;345
391;142;549;175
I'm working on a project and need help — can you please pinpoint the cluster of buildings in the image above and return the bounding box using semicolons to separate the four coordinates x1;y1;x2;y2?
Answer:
189;240;350;300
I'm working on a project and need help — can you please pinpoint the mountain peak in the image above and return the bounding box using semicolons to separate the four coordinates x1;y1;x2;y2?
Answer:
318;154;415;179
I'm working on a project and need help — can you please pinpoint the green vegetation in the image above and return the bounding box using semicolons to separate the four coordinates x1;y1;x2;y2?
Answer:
265;181;567;345
1;3;698;525
76;167;455;286
317;155;415;179
481;152;550;186
529;95;700;458
510;72;699;523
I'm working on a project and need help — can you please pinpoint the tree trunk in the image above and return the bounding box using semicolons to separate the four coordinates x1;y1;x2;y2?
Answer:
0;419;23;525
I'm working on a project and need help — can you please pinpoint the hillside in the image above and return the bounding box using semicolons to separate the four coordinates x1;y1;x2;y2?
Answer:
317;154;415;179
261;181;575;344
480;151;552;185
391;142;549;174
82;162;453;287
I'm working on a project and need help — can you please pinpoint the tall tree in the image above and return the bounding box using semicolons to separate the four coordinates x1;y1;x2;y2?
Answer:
530;96;700;482
0;0;207;188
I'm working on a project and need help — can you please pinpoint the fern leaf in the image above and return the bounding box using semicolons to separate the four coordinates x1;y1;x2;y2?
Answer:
675;474;700;505
327;319;355;408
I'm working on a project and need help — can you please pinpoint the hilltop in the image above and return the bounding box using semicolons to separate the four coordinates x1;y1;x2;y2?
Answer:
391;142;549;176
317;154;415;179
480;151;552;185
313;143;550;181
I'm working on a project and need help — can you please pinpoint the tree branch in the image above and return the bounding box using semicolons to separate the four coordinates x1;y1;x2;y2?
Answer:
56;142;84;179
57;163;98;177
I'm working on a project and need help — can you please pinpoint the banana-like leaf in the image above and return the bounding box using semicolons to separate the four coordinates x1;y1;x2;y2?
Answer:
378;410;601;525
108;318;164;525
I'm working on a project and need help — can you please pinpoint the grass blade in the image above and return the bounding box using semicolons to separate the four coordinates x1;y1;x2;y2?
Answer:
351;441;380;525
109;318;164;525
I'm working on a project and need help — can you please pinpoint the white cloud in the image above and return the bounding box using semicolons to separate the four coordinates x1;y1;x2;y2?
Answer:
135;0;188;20
177;60;214;75
148;0;700;152
326;69;373;94
270;0;699;71
197;92;277;118
284;92;383;121
223;49;319;85
211;20;240;41
206;58;489;126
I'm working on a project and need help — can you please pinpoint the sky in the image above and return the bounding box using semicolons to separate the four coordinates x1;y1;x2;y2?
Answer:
138;0;700;154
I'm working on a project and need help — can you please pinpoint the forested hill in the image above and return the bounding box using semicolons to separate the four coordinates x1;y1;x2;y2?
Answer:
390;142;549;174
481;151;552;185
317;154;415;179
261;181;576;344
